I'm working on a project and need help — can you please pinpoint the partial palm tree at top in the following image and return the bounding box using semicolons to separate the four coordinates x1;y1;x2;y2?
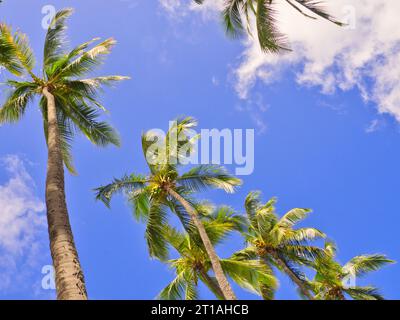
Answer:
158;205;276;300
95;117;242;300
0;8;129;299
237;191;326;299
310;241;394;300
194;0;343;52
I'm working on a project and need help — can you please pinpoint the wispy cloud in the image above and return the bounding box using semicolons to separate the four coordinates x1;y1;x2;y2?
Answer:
0;155;48;296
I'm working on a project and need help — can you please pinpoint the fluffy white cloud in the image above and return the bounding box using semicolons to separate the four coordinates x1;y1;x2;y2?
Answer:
0;155;46;293
160;0;400;123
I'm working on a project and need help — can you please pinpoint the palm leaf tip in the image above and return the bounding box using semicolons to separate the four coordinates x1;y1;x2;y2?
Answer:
94;185;112;207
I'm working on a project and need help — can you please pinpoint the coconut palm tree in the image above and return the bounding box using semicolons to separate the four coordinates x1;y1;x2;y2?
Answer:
158;205;277;300
194;0;343;52
95;117;242;300
236;191;325;299
310;241;394;300
0;9;129;299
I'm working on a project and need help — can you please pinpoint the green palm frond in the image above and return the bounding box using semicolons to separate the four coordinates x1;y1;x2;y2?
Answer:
55;95;120;147
0;81;37;123
221;258;277;295
166;116;199;166
146;200;169;260
177;165;242;193
0;23;35;74
196;206;245;246
167;197;193;232
157;272;188;300
343;254;394;278
282;227;325;243
0;24;24;75
55;38;116;79
345;286;384;301
277;208;311;228
244;191;262;219
256;0;289;52
127;186;151;221
43;8;73;67
222;0;245;39
94;174;148;207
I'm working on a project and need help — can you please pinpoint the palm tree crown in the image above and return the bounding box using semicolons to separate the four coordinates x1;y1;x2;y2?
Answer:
95;117;241;258
0;9;129;173
95;117;242;300
237;191;325;299
158;205;276;300
310;241;394;300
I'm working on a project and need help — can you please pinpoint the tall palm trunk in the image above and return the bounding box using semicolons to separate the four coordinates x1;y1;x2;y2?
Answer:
43;87;88;300
166;188;237;300
270;253;314;300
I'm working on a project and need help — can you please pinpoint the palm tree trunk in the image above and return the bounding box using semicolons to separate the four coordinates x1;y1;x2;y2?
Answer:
198;267;225;300
270;253;314;300
166;187;237;300
42;87;88;300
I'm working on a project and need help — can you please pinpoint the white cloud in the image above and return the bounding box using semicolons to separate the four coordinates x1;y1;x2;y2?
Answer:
160;0;400;124
235;0;400;123
0;155;46;294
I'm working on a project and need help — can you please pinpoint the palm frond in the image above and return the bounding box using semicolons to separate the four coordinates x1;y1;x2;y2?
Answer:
0;23;35;74
44;8;73;67
177;165;242;194
221;258;277;296
256;0;290;52
157;272;188;300
343;254;394;278
345;286;384;300
39;96;77;174
55;38;116;79
55;94;120;147
146;200;169;260
244;191;262;220
95;174;148;207
278;208;312;228
289;0;344;26
222;0;245;39
0;81;37;123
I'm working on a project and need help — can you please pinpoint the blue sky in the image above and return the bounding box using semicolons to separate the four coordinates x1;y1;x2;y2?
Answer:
0;0;399;299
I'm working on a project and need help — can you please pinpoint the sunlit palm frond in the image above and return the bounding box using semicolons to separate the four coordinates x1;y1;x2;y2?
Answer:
282;227;325;243
94;174;148;207
221;258;277;295
146;200;170;260
244;191;262;220
157;272;188;300
0;23;35;73
177;165;242;193
56;95;120;147
343;254;394;278
0;24;23;75
0;81;37;123
278;208;311;228
55;38;116;79
44;8;73;67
